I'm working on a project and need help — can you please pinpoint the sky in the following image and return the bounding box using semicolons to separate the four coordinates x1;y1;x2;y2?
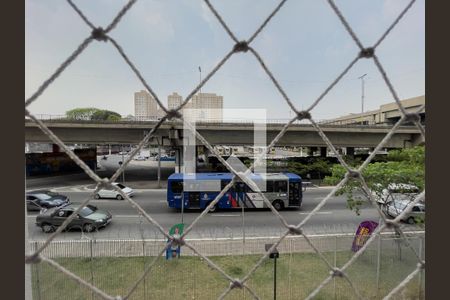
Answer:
25;0;424;120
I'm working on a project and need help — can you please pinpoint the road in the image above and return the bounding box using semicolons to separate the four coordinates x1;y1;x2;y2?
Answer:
26;187;421;241
25;154;176;190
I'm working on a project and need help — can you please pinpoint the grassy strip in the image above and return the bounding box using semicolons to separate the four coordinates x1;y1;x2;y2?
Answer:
31;249;424;300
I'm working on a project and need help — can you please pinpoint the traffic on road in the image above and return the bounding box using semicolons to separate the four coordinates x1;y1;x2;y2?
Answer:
26;183;423;241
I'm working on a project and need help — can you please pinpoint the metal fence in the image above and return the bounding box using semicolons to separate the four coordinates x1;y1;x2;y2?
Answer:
27;114;424;127
25;0;425;299
29;233;425;300
27;114;419;127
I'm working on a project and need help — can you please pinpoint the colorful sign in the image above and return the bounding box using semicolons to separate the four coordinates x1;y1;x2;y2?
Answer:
166;223;184;260
351;221;378;252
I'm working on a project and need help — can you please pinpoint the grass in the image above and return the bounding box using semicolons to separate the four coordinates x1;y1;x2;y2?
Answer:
31;249;424;300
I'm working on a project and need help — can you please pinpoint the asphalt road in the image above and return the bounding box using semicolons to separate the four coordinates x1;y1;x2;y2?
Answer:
25;154;176;190
26;187;421;241
26;155;423;240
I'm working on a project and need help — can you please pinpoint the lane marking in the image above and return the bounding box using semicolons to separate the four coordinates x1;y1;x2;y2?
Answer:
211;214;241;217
28;211;334;218
299;211;332;215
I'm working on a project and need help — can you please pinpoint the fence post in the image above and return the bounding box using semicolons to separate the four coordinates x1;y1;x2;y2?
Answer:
34;242;41;300
194;249;197;300
288;238;292;300
327;236;337;299
418;237;423;300
142;239;147;300
90;239;95;300
376;232;382;298
242;205;245;255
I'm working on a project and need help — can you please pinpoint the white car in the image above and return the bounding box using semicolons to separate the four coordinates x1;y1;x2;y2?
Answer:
94;183;134;200
385;199;425;224
372;183;420;206
134;155;146;161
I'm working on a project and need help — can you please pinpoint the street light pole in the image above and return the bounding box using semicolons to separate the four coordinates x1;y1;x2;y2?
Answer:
358;74;367;114
198;66;202;95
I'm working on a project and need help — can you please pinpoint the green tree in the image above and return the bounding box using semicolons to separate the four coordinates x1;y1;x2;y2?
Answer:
66;108;121;121
91;110;121;121
66;108;100;120
324;146;425;215
286;158;334;179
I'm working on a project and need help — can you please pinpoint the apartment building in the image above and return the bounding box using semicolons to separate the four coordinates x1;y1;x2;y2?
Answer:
134;90;159;120
167;92;223;121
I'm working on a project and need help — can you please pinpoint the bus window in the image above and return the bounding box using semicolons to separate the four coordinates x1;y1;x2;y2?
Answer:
171;181;183;194
234;182;247;193
167;173;303;210
221;180;234;192
266;181;274;193
273;181;287;192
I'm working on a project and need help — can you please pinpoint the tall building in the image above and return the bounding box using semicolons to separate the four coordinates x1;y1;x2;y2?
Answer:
167;92;223;121
168;92;183;110
134;90;159;120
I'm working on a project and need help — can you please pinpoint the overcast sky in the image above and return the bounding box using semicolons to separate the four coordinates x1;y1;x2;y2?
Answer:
25;0;424;120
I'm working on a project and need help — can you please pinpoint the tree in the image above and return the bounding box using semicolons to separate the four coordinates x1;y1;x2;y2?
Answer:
66;108;100;120
66;108;121;121
324;146;425;215
91;110;121;121
286;158;334;180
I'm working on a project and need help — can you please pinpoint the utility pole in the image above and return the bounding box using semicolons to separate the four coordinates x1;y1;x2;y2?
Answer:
358;74;367;113
198;66;202;95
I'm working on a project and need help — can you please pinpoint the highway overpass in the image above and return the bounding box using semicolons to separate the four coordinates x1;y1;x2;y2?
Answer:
25;119;424;148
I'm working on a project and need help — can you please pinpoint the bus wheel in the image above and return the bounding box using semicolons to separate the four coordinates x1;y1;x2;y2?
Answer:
272;200;284;211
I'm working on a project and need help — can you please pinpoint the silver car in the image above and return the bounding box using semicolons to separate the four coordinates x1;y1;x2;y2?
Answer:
373;183;420;206
94;183;134;200
385;199;425;224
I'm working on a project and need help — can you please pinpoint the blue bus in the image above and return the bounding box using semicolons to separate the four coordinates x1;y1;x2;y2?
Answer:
167;172;302;211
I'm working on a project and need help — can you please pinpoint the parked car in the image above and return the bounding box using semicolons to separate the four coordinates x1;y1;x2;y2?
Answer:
94;182;134;200
26;190;70;211
134;155;146;161
385;199;425;224
372;183;420;206
36;204;112;233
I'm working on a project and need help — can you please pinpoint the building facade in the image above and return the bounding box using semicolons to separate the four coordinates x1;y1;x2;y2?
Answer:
134;90;159;120
167;92;223;121
322;95;425;126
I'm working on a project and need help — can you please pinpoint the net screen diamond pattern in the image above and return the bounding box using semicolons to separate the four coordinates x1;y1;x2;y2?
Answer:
25;1;425;299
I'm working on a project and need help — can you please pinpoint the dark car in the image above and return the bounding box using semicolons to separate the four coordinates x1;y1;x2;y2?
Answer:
36;204;112;233
26;190;70;211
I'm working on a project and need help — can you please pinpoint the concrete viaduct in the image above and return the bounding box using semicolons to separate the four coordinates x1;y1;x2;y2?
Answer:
25;119;424;149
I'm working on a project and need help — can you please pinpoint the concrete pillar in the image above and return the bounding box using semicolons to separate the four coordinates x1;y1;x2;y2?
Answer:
157;142;161;187
308;147;317;156
175;147;183;173
52;144;60;153
320;147;327;157
195;145;199;171
346;147;355;157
